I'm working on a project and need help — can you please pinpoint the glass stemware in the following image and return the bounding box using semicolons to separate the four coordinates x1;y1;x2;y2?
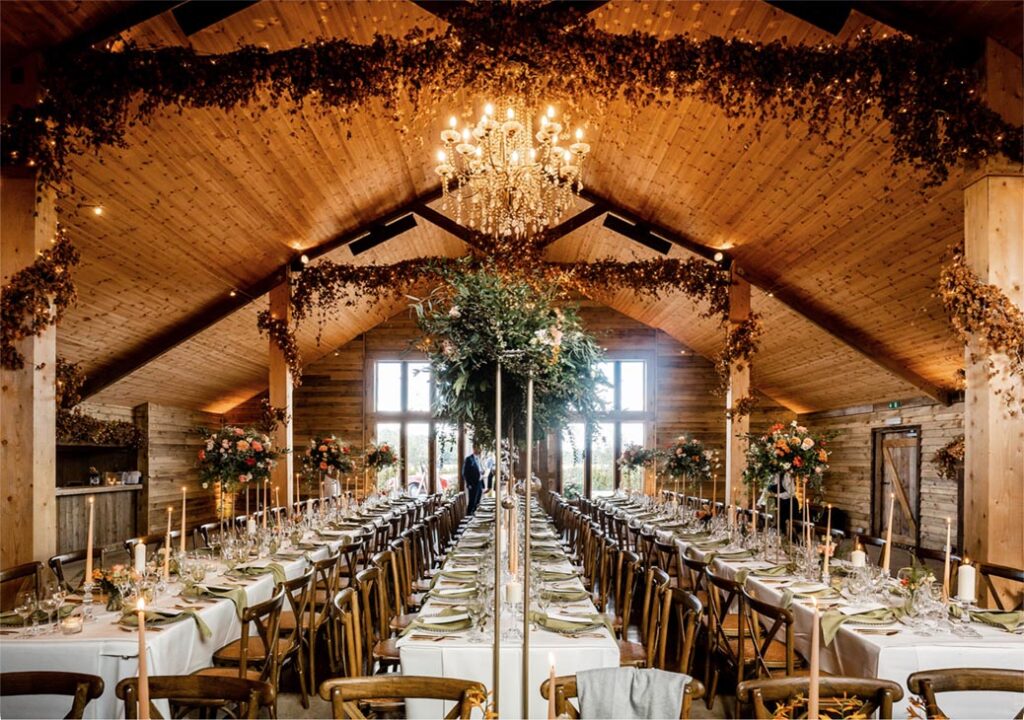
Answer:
14;590;36;635
38;586;59;634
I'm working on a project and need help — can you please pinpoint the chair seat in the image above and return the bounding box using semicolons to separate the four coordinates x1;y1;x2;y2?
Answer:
194;666;264;682
617;640;647;667
212;635;291;664
725;638;790;666
279;609;319;633
373;637;401;661
389;613;416;632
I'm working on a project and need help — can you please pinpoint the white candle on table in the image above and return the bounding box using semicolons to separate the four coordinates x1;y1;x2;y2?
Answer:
505;581;523;605
823;535;831;577
247;517;256;537
809;597;820;719
882;492;894;574
263;481;269;529
137;597;150;720
85;496;95;582
850;540;866;568
547;652;557;720
752;508;758;539
134;543;146;574
957;556;976;603
180;488;187;554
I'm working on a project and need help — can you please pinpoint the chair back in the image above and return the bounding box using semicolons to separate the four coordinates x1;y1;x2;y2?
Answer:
705;567;745;675
311;550;342;630
318;676;488;720
124;532;181;559
659;587;703;676
337;536;365;589
977;563;1024;611
907;668;1024;720
638;566;671;667
373;549;402;620
194;522;222;550
0;561;40;601
680;552;708;597
540;673;705;719
613;549;641;636
48;550;102;593
737;676;903;719
117;675;274;720
740;588;797;679
355;567;389;664
237;586;285;681
332;588;365;677
1;671;104;719
281;566;315;653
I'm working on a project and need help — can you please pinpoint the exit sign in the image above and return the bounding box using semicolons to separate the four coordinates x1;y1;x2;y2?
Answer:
888;400;902;409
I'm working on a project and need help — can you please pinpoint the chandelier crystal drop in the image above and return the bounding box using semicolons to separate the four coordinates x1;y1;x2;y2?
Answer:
435;100;591;240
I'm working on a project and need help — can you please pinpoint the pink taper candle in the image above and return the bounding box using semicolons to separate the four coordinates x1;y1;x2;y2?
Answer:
809;597;820;718
137;597;150;720
942;517;952;601
547;652;557;719
163;507;172;580
882;492;894;574
85;496;95;582
180;487;187;554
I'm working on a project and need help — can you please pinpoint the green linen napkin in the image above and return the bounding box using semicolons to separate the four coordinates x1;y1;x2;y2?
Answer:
429;585;477;599
792;586;840;600
949;606;1024;632
120;608;212;639
540;570;579;582
439;568;477;580
0;605;73;626
706;549;755;562
540;588;590;602
530;611;612;635
185;584;248;617
752;564;794;577
228;562;287;586
691;538;730;551
403;608;472;635
821;607;900;645
531;550;564;561
678;532;711;541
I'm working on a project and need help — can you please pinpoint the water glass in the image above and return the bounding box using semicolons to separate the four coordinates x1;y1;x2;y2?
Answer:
14;590;35;635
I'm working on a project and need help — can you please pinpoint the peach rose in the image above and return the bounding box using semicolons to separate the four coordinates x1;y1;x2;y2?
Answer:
251;441;263;452
236;439;251;451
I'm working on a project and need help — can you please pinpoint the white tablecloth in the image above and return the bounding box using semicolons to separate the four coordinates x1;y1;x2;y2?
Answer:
604;498;1024;719
0;522;372;719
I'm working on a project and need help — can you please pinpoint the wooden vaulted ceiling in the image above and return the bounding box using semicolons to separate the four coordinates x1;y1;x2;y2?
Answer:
5;1;1021;414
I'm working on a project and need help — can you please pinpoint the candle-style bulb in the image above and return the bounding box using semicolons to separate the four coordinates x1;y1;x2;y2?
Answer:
437;150;447;163
575;128;583;140
484;103;493;117
449;115;457;129
546;105;555;118
506;107;515;120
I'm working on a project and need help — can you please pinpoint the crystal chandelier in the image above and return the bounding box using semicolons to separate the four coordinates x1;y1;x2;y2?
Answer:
435;100;591;240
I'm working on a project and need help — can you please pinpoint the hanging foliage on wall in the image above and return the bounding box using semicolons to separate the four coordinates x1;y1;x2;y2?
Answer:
2;2;1019;186
256;310;303;385
937;246;1024;411
716;314;765;393
1;227;80;370
932;434;965;482
55;357;144;446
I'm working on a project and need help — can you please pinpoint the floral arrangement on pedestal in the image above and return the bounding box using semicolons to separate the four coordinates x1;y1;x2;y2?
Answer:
302;434;354;496
617;444;658;492
661;435;719;492
410;262;605;451
364;441;400;493
742;421;833;499
196;426;280;493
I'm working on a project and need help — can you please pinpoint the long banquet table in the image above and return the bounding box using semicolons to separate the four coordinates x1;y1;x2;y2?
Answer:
600;496;1024;719
0;507;394;720
398;499;619;720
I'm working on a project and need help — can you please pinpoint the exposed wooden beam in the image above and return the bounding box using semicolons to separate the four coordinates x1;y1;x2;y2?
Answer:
412;203;485;251
587;189;951;405
537;202;608;248
55;2;184;55
80;187;441;400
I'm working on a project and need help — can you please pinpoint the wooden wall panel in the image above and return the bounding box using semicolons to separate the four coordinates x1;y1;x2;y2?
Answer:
800;398;964;550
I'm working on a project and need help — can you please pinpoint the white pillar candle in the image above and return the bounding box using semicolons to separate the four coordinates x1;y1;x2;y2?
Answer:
850;540;866;568
809;598;820;718
957;560;976;603
137;597;150;720
134;543;146;574
882;492;894;574
180;488;187;555
247;517;256;537
85;496;95;582
505;581;523;605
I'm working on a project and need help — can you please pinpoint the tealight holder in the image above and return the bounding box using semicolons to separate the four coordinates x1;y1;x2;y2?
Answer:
60;613;84;635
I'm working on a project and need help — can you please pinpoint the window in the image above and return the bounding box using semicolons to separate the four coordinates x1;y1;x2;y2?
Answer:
371;360;472;495
559;359;650;497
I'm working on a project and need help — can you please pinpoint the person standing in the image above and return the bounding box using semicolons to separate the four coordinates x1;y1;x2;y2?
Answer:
463;444;485;514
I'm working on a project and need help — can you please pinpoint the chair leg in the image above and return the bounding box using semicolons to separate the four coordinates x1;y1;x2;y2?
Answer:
293;648;310;709
706;666;719;711
307;624;318;698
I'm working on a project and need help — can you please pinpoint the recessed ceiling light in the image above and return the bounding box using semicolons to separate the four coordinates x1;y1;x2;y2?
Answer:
92;206;104;216
713;251;724;262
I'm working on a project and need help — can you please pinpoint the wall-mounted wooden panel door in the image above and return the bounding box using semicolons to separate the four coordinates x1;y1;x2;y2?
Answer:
872;427;922;548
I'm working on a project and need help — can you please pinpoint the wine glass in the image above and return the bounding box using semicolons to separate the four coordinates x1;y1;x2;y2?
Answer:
38;587;59;634
14;590;36;635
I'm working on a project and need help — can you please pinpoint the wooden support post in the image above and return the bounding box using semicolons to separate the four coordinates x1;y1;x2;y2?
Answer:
268;279;294;508
725;268;751;507
1;173;58;569
963;39;1023;609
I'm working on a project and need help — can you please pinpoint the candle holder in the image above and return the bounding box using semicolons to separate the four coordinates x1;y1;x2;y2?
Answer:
81;582;95;621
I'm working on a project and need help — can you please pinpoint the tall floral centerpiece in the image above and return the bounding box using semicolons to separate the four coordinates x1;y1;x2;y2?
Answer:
196;426;280;522
364;441;400;494
662;435;719;496
742;421;832;516
302;435;354;498
410;261;604;457
617;444;658;493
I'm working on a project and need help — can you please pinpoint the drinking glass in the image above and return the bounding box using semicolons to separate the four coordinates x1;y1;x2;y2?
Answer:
14;590;35;635
38;590;59;634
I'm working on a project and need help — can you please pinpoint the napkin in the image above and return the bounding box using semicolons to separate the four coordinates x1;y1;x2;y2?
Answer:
187;584;248;616
691;539;730;551
0;605;74;626
228;562;287;586
540;570;579;582
531;550;564;561
541;588;591;602
706;549;755;562
821;607;900;645
531;610;611;635
752;565;794;577
788;582;839;599
403;608;472;635
949;606;1024;632
121;608;212;639
432;586;477;598
439;569;478;581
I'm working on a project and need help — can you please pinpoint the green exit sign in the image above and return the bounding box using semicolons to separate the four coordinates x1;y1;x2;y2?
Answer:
888;400;902;409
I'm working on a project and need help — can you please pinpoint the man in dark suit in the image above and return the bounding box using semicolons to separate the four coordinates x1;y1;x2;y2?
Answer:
463;444;485;514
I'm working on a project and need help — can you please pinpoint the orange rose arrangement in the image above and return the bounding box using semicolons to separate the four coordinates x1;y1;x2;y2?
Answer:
302;434;354;482
196;425;280;492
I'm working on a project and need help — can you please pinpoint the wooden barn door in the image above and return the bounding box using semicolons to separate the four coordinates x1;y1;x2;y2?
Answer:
872;427;922;548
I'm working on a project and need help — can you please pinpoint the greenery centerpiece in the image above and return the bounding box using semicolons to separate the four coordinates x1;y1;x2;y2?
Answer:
742;421;833;511
91;565;136;611
196;425;280;494
661;435;718;495
410;261;605;465
617;444;658;493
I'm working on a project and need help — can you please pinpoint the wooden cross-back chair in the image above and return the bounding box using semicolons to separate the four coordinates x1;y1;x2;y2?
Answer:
977;562;1024;611
306;550;342;689
540;673;706;720
658;587;704;678
618;565;671;668
654;537;681;584
332;587;365;678
276;566;314;709
0;561;40;605
907;668;1024;720
193;522;223;550
336;536;367;591
737;676;903;719
609;549;640;638
1;671;104;720
704;566;747;708
118;675;274;720
356;566;399;674
48;549;103;593
740;588;805;680
319;676;488;720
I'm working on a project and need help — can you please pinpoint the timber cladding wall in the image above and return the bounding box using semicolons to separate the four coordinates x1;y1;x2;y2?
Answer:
799;398;964;551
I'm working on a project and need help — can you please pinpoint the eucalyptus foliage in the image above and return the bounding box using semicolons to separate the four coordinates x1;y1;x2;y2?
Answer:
410;262;605;449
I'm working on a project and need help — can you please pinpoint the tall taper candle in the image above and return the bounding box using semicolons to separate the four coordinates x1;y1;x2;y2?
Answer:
274;488;281;528
882;492;894;574
809;598;820;718
942;517;951;601
492;363;503;710
826;503;833;544
263;480;268;529
137;597;150;720
163;506;172;580
180;488;187;554
85;496;95;582
547;652;557;720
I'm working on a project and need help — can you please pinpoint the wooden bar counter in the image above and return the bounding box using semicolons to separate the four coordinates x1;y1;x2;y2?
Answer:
55;485;141;555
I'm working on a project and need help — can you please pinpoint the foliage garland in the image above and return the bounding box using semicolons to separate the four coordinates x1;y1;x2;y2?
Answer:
932;434;965;482
2;3;1020;186
256;310;303;384
937;247;1024;410
55;357;144;447
716;314;764;393
1;228;80;369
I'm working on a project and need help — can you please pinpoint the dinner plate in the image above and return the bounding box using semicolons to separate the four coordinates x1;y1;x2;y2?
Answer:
417;612;469;624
